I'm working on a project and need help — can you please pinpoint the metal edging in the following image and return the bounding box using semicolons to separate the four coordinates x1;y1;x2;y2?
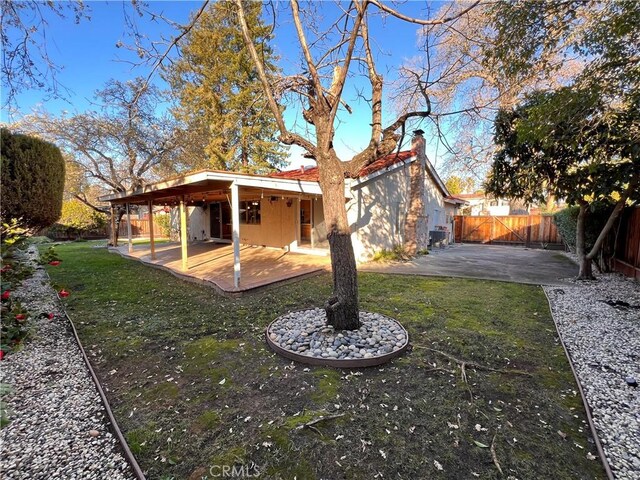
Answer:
265;309;410;368
542;287;615;480
43;268;147;480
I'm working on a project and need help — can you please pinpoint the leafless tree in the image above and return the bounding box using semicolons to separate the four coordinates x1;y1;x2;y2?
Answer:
392;2;583;181
233;0;480;329
14;78;182;244
0;0;88;109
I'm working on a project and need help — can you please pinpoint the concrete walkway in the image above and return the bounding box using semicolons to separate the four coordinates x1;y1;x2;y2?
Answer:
360;243;578;285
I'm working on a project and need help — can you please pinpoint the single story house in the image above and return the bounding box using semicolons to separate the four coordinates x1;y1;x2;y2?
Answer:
102;131;464;288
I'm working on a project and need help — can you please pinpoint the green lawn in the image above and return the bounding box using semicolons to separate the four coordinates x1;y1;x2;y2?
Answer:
44;242;604;480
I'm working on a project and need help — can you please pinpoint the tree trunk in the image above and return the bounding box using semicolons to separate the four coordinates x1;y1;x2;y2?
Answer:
112;207;125;247
318;154;361;331
578;254;594;280
575;203;594;279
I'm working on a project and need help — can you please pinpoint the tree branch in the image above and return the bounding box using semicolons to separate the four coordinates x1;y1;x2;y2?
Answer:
368;0;481;26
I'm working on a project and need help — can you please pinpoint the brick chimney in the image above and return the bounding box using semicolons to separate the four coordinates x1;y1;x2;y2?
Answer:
411;129;426;159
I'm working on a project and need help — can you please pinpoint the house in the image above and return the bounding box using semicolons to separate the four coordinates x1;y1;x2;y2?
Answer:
453;193;524;216
101;131;464;289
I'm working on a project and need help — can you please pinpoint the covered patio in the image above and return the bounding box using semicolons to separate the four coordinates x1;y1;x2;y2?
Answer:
100;169;327;291
112;241;331;293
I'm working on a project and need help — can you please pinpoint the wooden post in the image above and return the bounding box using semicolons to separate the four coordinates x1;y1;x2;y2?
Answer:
180;196;188;271
310;198;315;249
460;215;465;244
126;203;133;253
148;200;156;260
526;215;532;248
110;204;117;247
231;182;241;288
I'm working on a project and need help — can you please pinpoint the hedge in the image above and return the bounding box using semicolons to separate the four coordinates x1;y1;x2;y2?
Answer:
1;128;65;230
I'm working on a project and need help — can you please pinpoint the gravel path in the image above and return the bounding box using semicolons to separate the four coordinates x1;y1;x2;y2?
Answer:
0;246;135;480
544;273;640;480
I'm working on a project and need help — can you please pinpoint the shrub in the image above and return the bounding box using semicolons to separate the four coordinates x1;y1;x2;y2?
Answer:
553;204;614;253
156;213;172;237
1;128;65;231
53;198;108;238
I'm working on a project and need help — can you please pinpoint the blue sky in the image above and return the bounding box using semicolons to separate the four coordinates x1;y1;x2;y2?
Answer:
2;1;448;169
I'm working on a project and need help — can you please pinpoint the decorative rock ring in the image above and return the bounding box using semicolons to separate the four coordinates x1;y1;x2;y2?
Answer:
265;308;410;368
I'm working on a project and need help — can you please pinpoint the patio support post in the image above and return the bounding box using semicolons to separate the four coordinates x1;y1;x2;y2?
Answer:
126;203;133;253
148;200;156;260
180;195;188;271
110;204;117;247
231;182;241;288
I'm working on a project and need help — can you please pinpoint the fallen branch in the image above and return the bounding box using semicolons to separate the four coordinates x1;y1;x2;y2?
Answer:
491;434;504;476
414;346;533;377
296;413;345;436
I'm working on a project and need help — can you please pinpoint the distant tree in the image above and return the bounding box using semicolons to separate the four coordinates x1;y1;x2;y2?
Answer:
15;78;182;244
486;89;639;279
393;1;582;180
445;176;475;195
166;1;286;173
0;128;65;230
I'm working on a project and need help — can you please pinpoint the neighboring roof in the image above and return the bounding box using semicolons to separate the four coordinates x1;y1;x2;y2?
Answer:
270;150;416;182
454;192;490;200
444;196;468;205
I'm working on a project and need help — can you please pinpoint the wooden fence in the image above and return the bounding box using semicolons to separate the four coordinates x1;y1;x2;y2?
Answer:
116;219;164;237
454;215;563;248
613;207;640;279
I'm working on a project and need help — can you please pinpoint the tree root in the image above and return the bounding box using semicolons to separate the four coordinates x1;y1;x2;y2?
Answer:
415;345;533;378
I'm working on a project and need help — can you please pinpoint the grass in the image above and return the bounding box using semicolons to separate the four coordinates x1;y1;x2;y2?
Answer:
44;242;605;480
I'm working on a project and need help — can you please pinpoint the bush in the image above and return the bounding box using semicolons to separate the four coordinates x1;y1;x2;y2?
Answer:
1;128;65;231
51;198;108;238
553;204;614;253
156;214;172;237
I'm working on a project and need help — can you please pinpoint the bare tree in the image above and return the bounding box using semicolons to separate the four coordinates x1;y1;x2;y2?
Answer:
392;2;583;181
14;78;181;244
0;0;88;109
232;0;480;329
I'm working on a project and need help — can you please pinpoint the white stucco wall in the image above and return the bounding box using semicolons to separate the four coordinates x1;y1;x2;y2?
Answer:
347;157;451;261
347;162;411;261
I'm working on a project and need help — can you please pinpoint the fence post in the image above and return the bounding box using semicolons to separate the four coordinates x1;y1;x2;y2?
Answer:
526;215;532;248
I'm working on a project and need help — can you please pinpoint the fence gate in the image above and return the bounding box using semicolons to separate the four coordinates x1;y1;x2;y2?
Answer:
454;215;563;248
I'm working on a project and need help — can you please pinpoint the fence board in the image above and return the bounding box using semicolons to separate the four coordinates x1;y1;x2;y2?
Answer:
116;219;164;237
613;207;640;279
454;215;563;247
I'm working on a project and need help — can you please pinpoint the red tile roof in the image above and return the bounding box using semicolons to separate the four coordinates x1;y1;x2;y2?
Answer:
270;150;416;182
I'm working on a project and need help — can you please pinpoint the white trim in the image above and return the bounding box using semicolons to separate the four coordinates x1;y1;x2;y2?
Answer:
100;170;322;202
231;182;241;288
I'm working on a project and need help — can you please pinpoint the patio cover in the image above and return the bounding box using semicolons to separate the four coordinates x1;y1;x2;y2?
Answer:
99;170;323;288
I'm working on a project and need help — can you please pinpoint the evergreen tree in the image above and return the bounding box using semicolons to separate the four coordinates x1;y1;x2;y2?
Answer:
167;1;286;174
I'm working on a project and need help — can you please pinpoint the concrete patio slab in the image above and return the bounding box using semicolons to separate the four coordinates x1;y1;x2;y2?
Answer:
111;241;331;293
360;243;578;285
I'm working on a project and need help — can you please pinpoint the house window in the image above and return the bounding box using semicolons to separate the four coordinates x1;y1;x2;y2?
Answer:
240;201;261;224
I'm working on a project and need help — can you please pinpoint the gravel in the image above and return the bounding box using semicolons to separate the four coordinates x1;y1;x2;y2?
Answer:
544;271;640;480
268;308;408;360
0;246;135;480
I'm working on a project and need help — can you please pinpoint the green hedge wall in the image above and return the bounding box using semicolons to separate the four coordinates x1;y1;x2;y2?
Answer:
1;128;65;230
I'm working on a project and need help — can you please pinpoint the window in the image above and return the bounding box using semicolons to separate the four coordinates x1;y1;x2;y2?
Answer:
239;201;261;224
